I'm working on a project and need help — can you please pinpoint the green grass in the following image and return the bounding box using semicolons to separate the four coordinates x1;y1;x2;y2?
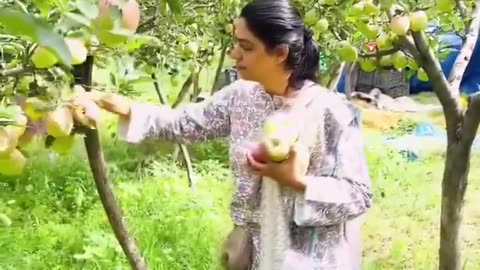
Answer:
1;117;480;270
1;72;480;269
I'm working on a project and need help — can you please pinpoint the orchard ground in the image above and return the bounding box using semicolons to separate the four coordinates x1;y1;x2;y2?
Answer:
1;65;480;270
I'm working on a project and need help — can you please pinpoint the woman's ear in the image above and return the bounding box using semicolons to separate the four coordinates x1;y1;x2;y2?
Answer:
273;45;289;64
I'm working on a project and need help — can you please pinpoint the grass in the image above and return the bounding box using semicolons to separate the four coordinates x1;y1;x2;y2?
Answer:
1;70;480;269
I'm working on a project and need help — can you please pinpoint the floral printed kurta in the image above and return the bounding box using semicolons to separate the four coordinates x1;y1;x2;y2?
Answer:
118;79;373;270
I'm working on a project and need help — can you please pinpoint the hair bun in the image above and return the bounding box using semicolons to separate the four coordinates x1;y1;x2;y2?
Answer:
303;27;313;43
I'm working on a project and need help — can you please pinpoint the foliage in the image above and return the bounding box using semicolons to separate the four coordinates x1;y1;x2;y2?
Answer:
1;0;480;269
1;117;480;269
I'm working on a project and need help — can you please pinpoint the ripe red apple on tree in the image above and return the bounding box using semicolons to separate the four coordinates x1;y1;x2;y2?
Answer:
97;0;141;33
390;15;410;36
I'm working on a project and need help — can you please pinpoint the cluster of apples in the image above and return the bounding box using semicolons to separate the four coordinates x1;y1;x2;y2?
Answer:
248;111;300;164
390;10;429;36
30;0;140;69
0;86;101;176
98;0;140;32
31;37;90;69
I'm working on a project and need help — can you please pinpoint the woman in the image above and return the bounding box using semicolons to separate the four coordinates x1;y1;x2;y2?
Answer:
78;0;373;269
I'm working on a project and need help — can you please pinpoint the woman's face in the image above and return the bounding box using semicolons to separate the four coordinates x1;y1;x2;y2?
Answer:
229;18;287;83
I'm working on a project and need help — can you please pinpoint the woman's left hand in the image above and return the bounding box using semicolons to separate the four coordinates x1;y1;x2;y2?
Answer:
246;143;310;191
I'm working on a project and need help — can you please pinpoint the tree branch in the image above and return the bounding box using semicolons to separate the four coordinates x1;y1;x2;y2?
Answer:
398;35;422;62
455;0;468;20
210;43;228;95
172;73;194;108
151;73;196;189
73;56;149;270
460;93;480;149
359;47;400;58
0;66;32;77
448;3;480;97
138;17;156;33
411;31;463;140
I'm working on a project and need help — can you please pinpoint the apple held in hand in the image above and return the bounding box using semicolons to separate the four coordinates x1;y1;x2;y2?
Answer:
249;111;299;163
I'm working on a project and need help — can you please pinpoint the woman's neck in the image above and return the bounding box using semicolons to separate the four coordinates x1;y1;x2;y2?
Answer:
261;71;292;96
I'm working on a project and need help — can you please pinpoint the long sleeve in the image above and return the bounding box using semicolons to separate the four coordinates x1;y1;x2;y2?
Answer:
293;106;373;227
117;81;239;144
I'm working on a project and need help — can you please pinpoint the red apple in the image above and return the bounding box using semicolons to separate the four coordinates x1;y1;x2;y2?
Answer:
248;141;268;164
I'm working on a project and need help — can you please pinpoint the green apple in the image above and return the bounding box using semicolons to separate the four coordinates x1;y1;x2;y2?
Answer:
409;10;428;32
336;41;358;62
0;149;26;176
261;111;299;162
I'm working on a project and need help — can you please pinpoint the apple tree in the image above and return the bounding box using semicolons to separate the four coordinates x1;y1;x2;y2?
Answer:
297;0;480;269
0;0;189;268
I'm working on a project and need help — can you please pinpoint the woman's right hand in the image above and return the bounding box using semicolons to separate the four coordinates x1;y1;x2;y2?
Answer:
74;91;132;118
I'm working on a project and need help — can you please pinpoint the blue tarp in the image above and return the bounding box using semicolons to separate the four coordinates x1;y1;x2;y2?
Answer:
384;121;480;161
336;24;480;95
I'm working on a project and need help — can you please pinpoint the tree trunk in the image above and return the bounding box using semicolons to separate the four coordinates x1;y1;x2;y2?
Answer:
344;62;357;100
439;142;470;270
406;16;480;269
211;43;228;95
151;73;196;189
73;56;148;270
447;4;480;97
172;73;194;108
328;62;345;91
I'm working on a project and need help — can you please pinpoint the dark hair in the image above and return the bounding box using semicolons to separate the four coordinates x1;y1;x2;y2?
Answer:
240;0;320;88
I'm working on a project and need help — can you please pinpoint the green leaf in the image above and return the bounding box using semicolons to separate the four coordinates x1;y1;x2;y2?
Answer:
63;12;92;27
32;0;55;17
0;8;72;66
166;0;182;14
0;213;12;227
75;0;99;19
0;104;21;122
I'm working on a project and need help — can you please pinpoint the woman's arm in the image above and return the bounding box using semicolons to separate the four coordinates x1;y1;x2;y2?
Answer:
293;108;373;227
117;81;239;144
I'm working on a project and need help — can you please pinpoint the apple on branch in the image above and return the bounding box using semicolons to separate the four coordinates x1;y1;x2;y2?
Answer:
390;15;410;36
0;127;18;157
0;149;27;176
409;10;428;32
44;106;74;138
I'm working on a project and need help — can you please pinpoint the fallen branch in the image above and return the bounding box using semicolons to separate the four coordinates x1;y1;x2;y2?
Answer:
151;73;196;189
448;3;480;97
73;56;148;270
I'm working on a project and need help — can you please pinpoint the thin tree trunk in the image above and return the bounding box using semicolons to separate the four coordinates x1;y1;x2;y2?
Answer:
447;4;480;97
439;144;469;270
406;8;480;268
328;62;345;91
344;62;357;100
172;73;194;108
170;72;194;162
191;68;202;102
151;73;196;189
73;56;148;270
172;68;203;163
211;43;228;95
